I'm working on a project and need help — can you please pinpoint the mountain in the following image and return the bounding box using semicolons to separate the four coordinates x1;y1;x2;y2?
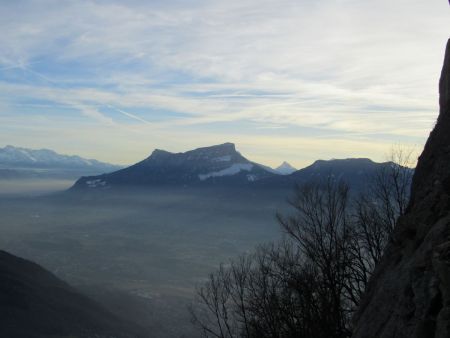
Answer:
352;39;450;338
71;143;275;190
275;161;297;175
70;142;410;194
0;145;121;170
0;250;147;338
291;158;386;186
0;145;123;179
255;157;410;193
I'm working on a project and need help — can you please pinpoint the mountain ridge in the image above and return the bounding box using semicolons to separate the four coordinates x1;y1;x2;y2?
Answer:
69;143;410;193
0;145;123;180
0;145;122;170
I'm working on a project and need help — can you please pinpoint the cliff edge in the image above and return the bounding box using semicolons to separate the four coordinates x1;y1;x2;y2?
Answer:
352;39;450;338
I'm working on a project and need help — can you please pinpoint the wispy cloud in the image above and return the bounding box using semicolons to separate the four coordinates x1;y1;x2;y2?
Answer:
75;104;116;126
0;0;448;166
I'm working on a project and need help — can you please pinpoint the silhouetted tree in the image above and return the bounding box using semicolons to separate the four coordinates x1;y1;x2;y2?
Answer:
190;150;414;338
354;147;415;271
277;179;354;336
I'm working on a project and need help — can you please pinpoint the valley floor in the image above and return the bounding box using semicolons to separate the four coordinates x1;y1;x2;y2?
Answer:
0;187;290;337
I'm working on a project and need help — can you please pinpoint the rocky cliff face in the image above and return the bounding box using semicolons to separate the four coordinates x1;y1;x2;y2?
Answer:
352;39;450;338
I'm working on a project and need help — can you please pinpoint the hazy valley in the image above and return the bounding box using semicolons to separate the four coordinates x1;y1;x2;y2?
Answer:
1;1;448;337
0;143;403;337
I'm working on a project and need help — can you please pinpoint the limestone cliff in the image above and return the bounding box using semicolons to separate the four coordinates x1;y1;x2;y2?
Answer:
352;39;450;338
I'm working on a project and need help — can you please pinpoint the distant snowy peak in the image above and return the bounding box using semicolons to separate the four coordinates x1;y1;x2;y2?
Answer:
275;161;297;175
0;145;122;172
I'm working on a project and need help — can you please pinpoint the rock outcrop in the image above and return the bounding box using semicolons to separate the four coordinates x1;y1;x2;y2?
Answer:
352;39;450;338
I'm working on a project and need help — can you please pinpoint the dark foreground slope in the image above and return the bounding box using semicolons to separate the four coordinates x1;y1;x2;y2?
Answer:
353;39;450;338
0;250;147;338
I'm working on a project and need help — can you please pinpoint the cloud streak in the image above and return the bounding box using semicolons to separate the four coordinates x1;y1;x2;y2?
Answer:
109;105;151;125
0;0;448;165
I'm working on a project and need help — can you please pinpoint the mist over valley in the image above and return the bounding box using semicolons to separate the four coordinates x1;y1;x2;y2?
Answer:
0;143;408;337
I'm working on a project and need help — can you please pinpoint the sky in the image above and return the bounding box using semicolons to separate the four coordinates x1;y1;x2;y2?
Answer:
0;0;449;168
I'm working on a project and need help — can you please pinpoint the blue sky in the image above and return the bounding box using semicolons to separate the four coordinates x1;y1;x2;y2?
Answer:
0;0;449;168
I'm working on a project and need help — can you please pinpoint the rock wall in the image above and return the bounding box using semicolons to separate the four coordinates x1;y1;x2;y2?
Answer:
352;39;450;338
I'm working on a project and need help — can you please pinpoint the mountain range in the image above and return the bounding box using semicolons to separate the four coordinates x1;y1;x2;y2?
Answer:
70;142;406;192
0;143;410;193
0;145;122;180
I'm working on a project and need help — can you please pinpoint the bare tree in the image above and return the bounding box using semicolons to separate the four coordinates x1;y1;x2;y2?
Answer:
355;146;415;269
371;146;415;228
277;179;354;337
190;264;236;338
191;241;346;338
191;180;355;338
190;148;415;338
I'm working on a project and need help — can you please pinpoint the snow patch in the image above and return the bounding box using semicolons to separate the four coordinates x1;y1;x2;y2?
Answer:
246;174;257;182
198;163;253;181
86;179;107;188
19;150;37;162
212;155;231;162
82;159;93;166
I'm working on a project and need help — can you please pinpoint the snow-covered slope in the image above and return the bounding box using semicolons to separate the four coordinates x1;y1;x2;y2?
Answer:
0;145;122;179
0;145;120;170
